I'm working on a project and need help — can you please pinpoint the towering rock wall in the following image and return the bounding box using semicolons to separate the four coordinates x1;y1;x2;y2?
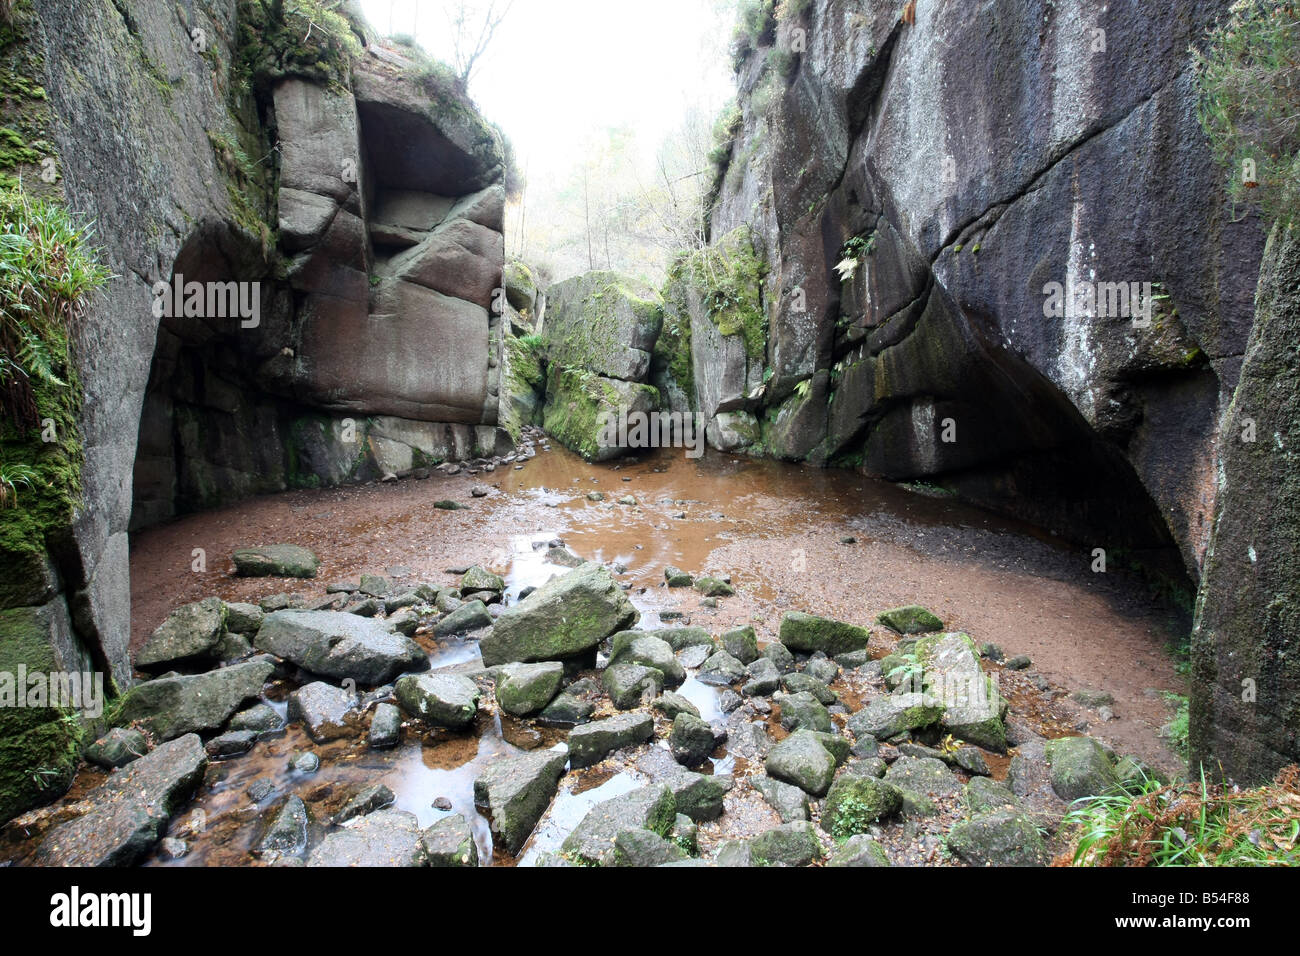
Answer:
0;0;508;821
1191;224;1300;783
704;0;1263;582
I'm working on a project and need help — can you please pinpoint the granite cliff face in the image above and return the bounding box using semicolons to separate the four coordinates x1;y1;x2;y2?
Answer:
696;0;1263;585
0;0;509;820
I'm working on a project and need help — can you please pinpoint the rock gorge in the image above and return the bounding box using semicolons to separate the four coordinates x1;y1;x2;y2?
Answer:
0;0;1295;834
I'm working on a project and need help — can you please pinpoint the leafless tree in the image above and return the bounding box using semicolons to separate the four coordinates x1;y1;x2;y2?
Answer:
446;0;516;92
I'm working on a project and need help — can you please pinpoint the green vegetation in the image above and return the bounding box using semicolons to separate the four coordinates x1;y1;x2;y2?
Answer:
667;226;768;362
731;0;777;72
1061;767;1300;866
0;184;112;553
1162;691;1190;759
236;0;364;96
0;0;54;191
1194;1;1300;226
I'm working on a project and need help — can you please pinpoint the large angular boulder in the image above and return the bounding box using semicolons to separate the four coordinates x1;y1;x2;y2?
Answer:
560;784;677;866
480;563;638;666
473;748;568;855
543;271;664;381
422;814;479;867
116;660;274;741
34;736;208;866
255;610;426;685
608;632;685;686
916;633;1009;752
136;597;228;671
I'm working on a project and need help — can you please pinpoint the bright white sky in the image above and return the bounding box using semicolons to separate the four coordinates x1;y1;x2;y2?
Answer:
357;0;737;180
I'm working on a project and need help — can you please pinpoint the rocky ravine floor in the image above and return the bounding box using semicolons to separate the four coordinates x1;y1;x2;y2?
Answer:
0;431;1188;867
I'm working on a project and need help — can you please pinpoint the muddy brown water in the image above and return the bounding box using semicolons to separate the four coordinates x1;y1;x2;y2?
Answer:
10;441;1188;866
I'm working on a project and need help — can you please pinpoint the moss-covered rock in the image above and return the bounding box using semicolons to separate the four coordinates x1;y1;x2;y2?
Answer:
779;611;870;656
1045;735;1121;801
821;775;904;839
750;820;823;867
543;271;664;381
946;810;1048;867
877;605;944;634
541;365;659;462
561;783;677;866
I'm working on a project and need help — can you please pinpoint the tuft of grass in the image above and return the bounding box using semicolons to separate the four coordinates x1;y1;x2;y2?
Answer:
1162;691;1190;760
1194;1;1300;227
0;183;112;430
1058;766;1300;866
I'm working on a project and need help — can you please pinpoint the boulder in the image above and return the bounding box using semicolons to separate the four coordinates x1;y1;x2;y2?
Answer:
334;784;396;825
394;673;482;729
847;692;944;741
368;702;403;749
777;691;832;733
781;672;836;704
750;821;823;867
560;784;677;866
608;632;685;686
669;712;716;767
821;775;904;838
206;730;257;758
116;660;273;741
1045;736;1121;801
764;730;838;796
432;600;492;636
258;795;309;857
543;271;664;381
84;728;148;770
828;834;892;867
884;756;962;797
288;681;357;743
474;749;568;855
461;566;505;593
614;828;689;867
652;691;700;720
752;775;810;822
481;563;638;666
916;632;1009;752
307;810;429;867
946;810;1049;867
255;610;427;685
601;662;664;709
228;702;285;735
542;366;660;462
965;776;1021;815
422;814;479;867
231;544;320;579
742;656;782;696
34;736;207;866
877;605;944;634
721;625;759;664
698;650;747;686
495;661;564;716
568;713;654;768
668;772;733;822
778;612;870;656
136;597;227;670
